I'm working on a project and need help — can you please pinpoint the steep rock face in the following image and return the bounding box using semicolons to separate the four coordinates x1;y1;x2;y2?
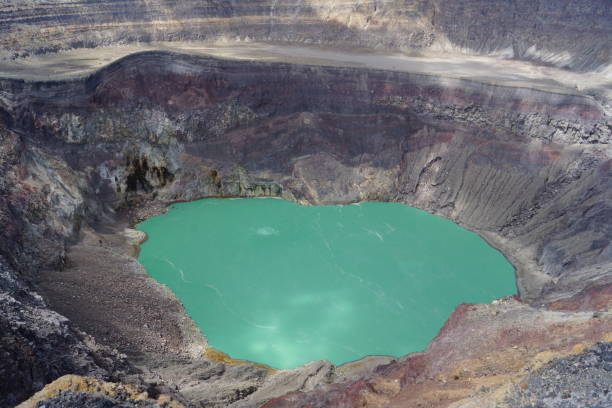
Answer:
0;255;130;407
0;124;88;273
432;0;612;72
0;1;610;72
0;51;609;407
3;52;610;301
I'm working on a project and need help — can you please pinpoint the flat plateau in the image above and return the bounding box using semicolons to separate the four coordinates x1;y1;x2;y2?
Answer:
1;41;611;104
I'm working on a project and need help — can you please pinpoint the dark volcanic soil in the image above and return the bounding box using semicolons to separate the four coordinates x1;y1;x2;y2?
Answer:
36;224;204;358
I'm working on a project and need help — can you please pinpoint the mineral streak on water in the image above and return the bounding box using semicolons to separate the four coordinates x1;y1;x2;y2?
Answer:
137;198;516;369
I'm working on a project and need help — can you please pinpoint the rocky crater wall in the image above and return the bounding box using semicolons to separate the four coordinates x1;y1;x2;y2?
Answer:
1;0;610;72
0;52;610;406
2;51;610;298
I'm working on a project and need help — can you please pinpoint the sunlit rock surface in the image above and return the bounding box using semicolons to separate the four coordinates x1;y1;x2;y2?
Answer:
16;374;185;408
1;0;610;73
0;1;609;407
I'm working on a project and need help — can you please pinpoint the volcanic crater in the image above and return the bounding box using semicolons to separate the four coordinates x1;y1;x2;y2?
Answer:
0;1;610;408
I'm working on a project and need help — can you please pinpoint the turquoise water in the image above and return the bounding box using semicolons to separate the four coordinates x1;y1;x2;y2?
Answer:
137;198;515;369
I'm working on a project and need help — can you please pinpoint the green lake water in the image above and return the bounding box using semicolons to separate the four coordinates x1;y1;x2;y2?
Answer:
137;198;516;369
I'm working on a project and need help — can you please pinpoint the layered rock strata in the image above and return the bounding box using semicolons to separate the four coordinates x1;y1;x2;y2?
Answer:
1;1;610;72
0;50;609;407
2;52;609;300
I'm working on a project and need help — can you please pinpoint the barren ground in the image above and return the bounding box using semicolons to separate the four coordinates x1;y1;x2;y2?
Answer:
1;42;610;104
